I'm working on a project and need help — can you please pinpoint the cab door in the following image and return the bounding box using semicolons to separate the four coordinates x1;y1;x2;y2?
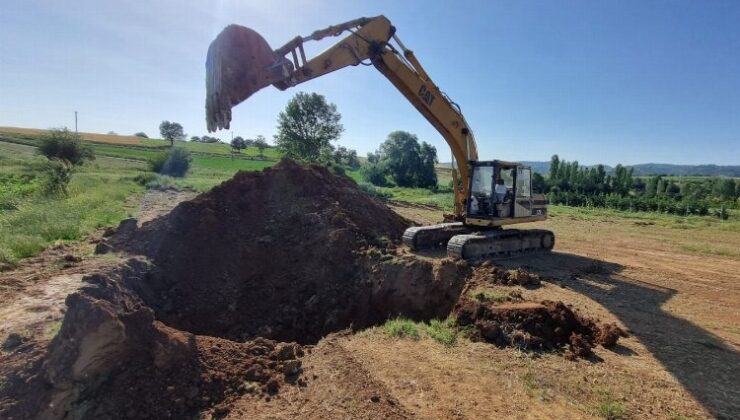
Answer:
514;167;533;217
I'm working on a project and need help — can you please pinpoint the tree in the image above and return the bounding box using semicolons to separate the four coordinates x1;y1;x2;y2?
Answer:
190;136;201;142
417;142;438;188
36;128;94;198
254;135;268;158
231;136;246;153
715;178;737;200
532;172;547;193
361;162;389;186
134;132;149;138
274;92;344;162
549;155;560;181
333;146;361;169
37;128;94;165
159;121;185;146
374;131;437;188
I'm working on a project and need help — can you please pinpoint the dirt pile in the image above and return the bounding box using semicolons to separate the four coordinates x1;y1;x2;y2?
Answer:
456;296;627;358
107;160;467;344
472;261;542;287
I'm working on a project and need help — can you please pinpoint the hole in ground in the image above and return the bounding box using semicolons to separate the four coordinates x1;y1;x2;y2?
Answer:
126;251;470;344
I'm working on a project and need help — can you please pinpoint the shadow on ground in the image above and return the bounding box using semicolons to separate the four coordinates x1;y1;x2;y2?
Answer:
501;251;739;419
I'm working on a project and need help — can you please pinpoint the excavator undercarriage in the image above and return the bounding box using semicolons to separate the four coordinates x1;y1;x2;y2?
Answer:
402;223;554;260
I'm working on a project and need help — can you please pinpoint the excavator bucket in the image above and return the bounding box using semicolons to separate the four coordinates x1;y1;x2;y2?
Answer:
205;25;292;132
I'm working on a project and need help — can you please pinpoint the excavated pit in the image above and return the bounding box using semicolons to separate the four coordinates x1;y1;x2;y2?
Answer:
112;160;470;344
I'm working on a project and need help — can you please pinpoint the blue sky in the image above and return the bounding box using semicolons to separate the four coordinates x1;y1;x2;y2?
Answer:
1;0;738;165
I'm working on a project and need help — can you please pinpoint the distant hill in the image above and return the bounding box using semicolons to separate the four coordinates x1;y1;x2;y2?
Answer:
441;161;740;177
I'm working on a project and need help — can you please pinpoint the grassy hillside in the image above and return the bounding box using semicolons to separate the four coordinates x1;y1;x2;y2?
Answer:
0;141;145;267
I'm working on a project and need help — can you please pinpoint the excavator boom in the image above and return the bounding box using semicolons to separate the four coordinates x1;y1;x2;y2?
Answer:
205;16;553;260
205;15;475;216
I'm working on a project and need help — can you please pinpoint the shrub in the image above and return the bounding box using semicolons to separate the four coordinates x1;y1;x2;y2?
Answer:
361;162;389;186
148;148;191;177
134;132;149;138
41;159;73;197
37;128;94;165
324;161;345;176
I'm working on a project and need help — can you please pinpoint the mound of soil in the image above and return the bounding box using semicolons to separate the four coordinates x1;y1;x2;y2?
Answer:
108;160;467;344
456;296;626;358
473;261;542;287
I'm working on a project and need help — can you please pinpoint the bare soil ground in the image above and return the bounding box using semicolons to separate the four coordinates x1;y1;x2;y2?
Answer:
388;204;740;419
1;177;738;419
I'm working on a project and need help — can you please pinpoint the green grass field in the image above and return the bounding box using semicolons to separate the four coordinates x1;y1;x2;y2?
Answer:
0;137;280;267
2;132;737;268
0;142;145;266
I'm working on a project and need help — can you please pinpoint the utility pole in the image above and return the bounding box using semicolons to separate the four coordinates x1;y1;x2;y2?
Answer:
74;111;78;133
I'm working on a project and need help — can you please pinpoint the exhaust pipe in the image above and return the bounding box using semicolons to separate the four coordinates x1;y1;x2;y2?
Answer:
205;25;293;132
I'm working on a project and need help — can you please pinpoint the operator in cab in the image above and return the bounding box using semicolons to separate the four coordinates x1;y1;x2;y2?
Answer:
494;178;508;203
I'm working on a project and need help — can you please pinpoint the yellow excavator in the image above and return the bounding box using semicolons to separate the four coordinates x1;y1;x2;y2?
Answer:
205;15;554;260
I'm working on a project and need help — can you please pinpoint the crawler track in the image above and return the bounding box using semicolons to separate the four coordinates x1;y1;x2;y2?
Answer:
447;229;555;260
402;222;474;250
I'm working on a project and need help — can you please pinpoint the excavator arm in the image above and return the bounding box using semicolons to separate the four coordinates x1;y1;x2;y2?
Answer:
205;15;477;216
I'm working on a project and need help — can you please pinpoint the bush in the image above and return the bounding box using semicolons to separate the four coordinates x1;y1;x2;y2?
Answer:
360;162;389;186
134;132;149;138
37;128;94;165
41;159;73;197
324;161;345;176
148;148;191;177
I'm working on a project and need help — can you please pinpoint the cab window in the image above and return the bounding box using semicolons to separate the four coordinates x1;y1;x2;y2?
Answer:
516;167;531;197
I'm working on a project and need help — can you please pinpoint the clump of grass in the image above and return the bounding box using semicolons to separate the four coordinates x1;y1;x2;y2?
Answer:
378;316;469;347
595;391;626;419
425;317;460;347
471;289;507;303
383;317;421;340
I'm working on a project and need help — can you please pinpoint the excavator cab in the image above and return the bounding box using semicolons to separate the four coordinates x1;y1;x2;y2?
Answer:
465;161;547;227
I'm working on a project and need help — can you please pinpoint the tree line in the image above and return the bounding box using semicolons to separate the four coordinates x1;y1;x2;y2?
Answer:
539;155;739;218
